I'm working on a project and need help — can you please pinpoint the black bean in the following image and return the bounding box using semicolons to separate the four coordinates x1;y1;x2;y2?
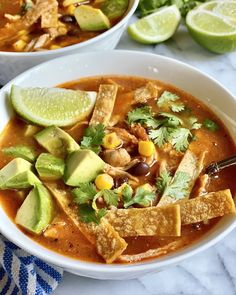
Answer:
128;162;150;176
113;176;129;188
59;15;76;24
192;223;202;231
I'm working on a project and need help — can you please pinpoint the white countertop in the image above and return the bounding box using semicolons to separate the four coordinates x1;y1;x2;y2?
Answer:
55;21;236;295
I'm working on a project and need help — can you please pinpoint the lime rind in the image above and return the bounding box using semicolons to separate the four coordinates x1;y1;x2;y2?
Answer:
128;5;181;44
11;85;97;127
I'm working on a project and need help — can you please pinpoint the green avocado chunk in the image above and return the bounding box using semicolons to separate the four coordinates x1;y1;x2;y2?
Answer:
34;126;79;158
0;158;41;189
2;145;37;162
64;149;105;186
74;5;111;31
15;184;54;234
35;153;65;180
101;0;129;19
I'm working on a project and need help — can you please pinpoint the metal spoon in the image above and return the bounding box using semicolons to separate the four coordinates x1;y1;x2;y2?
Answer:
205;154;236;176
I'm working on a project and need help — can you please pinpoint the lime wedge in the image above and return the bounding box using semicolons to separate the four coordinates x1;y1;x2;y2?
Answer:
11;85;97;127
186;8;236;53
127;5;181;44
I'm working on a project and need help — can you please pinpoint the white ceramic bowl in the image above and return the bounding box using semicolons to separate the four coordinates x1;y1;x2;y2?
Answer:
0;51;236;280
0;0;139;85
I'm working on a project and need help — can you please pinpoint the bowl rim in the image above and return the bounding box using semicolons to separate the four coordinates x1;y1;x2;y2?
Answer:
0;0;139;57
0;50;236;274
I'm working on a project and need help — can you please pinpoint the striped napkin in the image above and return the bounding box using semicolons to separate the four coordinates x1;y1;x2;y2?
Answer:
0;234;63;295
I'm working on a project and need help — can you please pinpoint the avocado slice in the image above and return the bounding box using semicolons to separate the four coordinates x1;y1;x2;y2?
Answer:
101;0;128;20
0;158;41;189
15;184;54;234
64;149;105;186
2;145;37;162
74;5;111;31
35;153;65;180
34;126;79;158
24;124;41;137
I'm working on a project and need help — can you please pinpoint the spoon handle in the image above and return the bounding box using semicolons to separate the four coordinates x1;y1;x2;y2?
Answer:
206;155;236;176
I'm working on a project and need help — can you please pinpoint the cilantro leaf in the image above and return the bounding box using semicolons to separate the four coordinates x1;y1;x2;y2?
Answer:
78;204;107;224
127;106;160;128
80;124;105;154
163;171;191;200
188;116;202;130
169;128;192;152
124;187;156;208
103;190;119;207
92;189;118;211
170;102;185;113
72;183;97;205
157;91;179;108
149;127;173;147
159;112;183;127
156;171;172;195
203;119;219;132
121;184;133;203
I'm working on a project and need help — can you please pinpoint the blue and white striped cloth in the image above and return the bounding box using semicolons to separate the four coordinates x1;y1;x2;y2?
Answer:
0;234;63;295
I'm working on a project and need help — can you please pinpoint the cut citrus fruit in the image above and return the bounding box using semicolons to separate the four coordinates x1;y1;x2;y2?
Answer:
213;1;236;24
10;85;97;127
127;5;181;44
186;6;236;54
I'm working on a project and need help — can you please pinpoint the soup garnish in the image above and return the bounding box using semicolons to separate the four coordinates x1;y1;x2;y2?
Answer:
0;76;235;264
0;0;129;52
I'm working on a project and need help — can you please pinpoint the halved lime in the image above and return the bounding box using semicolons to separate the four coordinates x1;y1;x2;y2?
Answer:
127;5;181;44
213;1;236;24
186;8;236;53
11;85;97;127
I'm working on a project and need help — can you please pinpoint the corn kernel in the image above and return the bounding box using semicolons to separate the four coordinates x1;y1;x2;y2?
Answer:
50;45;62;50
102;132;121;149
13;39;27;51
95;174;114;190
65;4;76;15
21;35;30;42
138;141;155;157
17;29;29;37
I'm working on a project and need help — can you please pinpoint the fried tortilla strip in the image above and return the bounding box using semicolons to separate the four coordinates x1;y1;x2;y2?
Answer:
118;239;186;263
46;183;127;263
41;0;58;28
89;84;118;126
0;0;57;46
133;82;159;104
105;205;181;237
158;151;206;207
181;189;236;225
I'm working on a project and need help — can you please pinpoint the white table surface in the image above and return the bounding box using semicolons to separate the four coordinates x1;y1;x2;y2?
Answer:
55;20;236;295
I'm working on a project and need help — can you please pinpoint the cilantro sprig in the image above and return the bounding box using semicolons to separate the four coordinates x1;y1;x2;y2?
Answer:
162;171;191;200
203;119;219;132
72;183;119;224
80;124;105;154
156;171;172;195
127;106;160;128
123;186;156;208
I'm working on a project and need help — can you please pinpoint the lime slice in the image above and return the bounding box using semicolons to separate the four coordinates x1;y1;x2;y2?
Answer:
186;8;236;54
11;85;97;127
127;5;181;44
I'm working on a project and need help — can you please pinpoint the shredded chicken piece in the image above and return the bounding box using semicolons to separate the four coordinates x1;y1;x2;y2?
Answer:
104;164;139;182
129;124;149;141
44;217;66;239
122;158;140;171
143;149;158;166
107;127;138;146
33;33;50;49
102;148;131;167
4;14;21;22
